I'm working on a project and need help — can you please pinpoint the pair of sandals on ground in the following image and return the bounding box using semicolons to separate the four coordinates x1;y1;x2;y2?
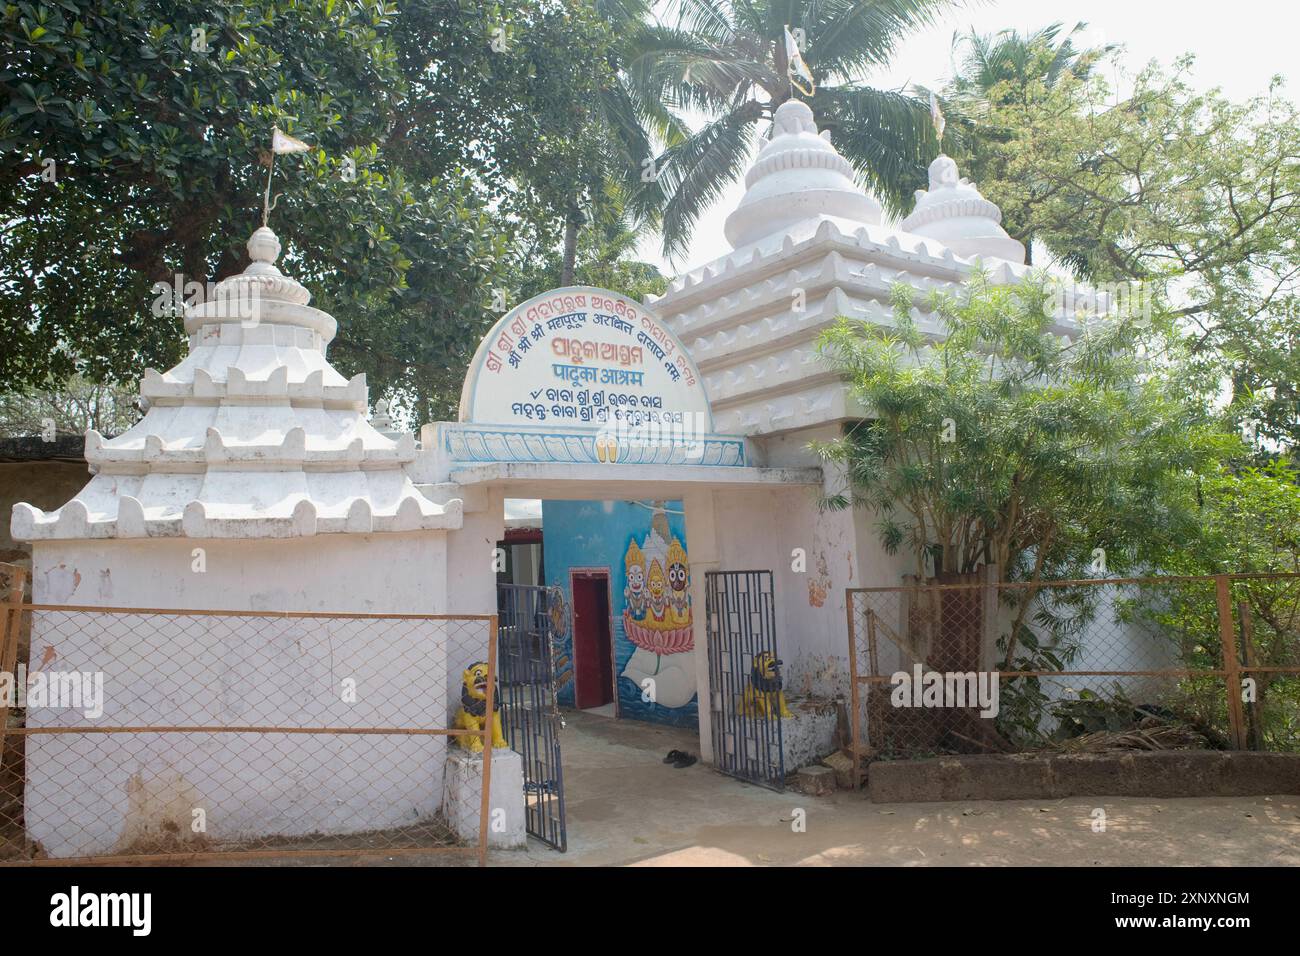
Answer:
662;749;697;769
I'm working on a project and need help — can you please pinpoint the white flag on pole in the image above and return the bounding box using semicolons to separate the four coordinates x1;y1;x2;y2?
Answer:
784;25;815;97
929;92;946;141
271;127;311;154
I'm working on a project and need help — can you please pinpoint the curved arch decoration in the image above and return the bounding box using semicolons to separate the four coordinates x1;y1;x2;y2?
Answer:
449;286;743;468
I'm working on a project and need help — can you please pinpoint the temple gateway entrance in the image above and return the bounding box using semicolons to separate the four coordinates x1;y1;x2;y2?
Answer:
428;285;822;849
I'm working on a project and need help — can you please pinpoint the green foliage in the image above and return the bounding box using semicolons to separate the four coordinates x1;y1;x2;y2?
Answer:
924;20;1112;205
993;621;1079;749
945;54;1300;454
0;374;141;437
2;0;380;371
516;214;667;305
633;0;958;257
1165;462;1300;577
0;1;674;423
815;272;1237;583
1139;465;1300;751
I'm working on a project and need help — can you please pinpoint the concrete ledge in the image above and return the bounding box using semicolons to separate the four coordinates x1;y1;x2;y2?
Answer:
867;752;1300;803
780;697;838;773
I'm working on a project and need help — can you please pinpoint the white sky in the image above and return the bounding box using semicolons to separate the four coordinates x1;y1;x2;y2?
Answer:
636;0;1300;275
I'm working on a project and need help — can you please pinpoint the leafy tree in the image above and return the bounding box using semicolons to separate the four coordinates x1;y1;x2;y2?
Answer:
950;57;1300;452
487;0;681;287
815;272;1236;588
3;0;389;375
0;1;674;424
1170;463;1300;577
631;0;959;258
1141;462;1300;751
0;375;141;438
517;211;667;306
922;21;1112;263
947;21;1109;106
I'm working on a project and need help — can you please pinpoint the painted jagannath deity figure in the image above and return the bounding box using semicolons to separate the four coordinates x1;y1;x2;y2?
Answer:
624;539;648;617
621;503;696;710
666;537;690;626
646;559;669;623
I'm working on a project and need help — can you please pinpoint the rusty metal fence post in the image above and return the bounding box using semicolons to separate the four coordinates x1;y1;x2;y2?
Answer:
477;615;498;867
845;593;862;789
0;565;28;761
1215;575;1249;750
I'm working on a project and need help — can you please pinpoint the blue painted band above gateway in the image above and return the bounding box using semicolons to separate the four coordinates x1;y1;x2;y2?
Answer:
439;422;748;468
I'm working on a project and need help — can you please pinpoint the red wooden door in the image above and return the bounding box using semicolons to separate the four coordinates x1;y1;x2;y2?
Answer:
572;573;614;709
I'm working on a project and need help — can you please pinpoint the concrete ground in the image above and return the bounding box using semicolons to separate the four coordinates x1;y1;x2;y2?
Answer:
494;710;1300;867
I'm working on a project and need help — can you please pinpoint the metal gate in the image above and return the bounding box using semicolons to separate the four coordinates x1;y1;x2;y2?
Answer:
496;583;567;851
705;570;785;790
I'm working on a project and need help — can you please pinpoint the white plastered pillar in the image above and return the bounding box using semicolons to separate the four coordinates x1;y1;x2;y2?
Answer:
683;488;720;763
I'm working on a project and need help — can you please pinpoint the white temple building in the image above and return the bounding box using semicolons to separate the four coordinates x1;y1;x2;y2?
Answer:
14;97;1075;853
14;225;459;544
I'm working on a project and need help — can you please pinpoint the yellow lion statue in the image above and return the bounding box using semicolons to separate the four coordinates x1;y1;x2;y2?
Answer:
741;651;794;718
454;661;508;753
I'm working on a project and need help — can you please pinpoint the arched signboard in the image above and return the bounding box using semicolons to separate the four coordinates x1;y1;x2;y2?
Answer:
450;287;743;468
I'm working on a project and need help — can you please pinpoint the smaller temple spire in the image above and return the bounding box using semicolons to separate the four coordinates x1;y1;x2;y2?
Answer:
901;154;1025;264
11;224;459;542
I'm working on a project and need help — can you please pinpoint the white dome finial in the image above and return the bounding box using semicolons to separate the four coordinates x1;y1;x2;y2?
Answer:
772;98;816;135
247;225;281;265
723;99;881;248
902;154;1025;264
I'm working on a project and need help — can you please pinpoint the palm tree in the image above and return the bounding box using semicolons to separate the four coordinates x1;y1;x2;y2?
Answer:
927;22;1116;265
501;0;688;287
626;0;962;259
552;0;691;285
942;21;1114;119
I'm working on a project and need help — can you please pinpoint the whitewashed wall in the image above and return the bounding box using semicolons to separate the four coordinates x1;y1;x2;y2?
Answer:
25;533;457;858
709;424;914;701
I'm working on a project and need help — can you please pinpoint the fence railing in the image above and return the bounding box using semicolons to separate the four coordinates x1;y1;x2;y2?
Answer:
846;573;1300;784
0;565;498;865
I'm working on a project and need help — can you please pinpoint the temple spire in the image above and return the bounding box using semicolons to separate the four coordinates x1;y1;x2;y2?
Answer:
723;99;881;249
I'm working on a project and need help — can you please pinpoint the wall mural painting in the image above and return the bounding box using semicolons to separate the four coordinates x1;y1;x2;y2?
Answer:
543;499;698;729
621;516;694;712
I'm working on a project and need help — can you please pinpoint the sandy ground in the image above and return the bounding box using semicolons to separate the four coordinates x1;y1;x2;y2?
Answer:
489;710;1300;867
104;709;1300;867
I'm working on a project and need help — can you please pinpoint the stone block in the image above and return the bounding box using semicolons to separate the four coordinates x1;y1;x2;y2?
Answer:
779;697;839;773
442;748;526;849
822;750;856;790
793;764;836;796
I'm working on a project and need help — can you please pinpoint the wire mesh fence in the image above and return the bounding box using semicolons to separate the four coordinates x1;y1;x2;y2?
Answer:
846;574;1300;780
0;583;498;864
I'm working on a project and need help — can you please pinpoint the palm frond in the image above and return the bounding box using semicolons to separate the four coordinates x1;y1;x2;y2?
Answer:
808;0;961;80
661;0;737;44
812;84;937;218
626;25;777;113
649;100;764;259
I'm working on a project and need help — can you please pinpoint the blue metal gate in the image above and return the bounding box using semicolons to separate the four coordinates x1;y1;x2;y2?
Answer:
496;583;567;851
706;570;786;790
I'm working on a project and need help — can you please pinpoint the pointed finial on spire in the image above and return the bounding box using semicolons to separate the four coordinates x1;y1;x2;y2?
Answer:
902;154;1025;264
723;98;881;248
247;226;281;266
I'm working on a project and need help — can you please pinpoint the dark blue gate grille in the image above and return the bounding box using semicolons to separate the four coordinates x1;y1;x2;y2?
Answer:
497;583;567;851
706;570;785;790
